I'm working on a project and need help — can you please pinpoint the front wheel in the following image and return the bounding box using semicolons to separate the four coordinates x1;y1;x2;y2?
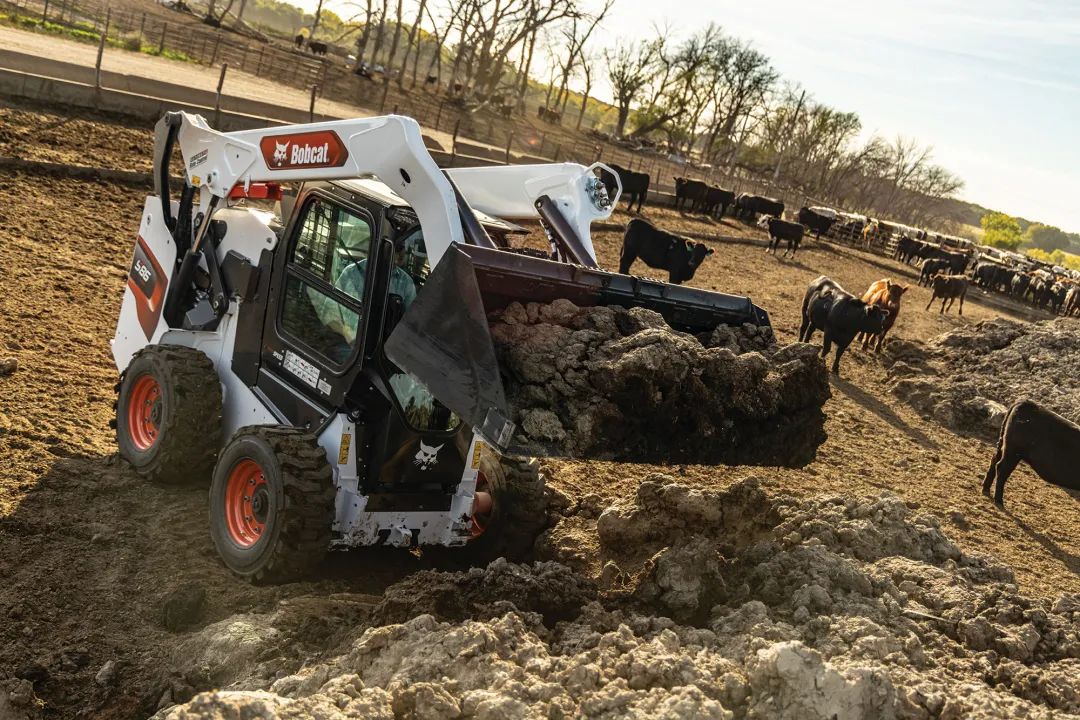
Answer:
466;452;548;562
209;426;335;584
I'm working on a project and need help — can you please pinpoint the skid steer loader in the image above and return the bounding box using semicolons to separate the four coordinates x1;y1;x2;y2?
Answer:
111;111;771;582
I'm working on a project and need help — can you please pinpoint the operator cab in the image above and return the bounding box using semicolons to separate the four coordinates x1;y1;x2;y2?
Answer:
229;178;525;510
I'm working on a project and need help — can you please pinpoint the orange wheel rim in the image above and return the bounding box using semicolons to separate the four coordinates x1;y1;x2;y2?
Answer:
470;471;492;537
224;459;269;548
127;374;161;451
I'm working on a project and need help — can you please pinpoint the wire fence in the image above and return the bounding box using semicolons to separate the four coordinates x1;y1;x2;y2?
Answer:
1;0;326;89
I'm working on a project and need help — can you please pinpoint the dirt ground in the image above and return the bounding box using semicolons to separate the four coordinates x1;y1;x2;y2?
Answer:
1;101;1079;718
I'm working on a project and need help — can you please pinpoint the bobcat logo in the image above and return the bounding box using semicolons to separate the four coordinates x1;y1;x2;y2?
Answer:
413;441;444;470
272;140;289;166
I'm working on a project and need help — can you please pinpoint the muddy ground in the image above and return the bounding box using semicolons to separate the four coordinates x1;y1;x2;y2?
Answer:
1;100;1078;718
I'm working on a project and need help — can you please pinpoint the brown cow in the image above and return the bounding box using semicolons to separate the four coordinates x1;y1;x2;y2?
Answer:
858;279;908;351
925;274;967;315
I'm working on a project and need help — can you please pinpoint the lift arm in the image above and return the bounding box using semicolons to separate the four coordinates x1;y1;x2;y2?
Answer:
159;111;619;267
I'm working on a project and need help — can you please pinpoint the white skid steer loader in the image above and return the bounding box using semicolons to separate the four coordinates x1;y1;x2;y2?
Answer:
111;111;770;583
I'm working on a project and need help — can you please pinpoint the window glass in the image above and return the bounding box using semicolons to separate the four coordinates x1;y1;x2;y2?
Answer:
382;226;458;433
281;198;372;366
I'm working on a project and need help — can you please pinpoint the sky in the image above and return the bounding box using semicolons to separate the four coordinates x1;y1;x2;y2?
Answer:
302;0;1080;231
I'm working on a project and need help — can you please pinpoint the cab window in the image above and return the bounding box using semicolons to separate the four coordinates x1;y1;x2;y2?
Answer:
280;197;372;366
382;225;458;433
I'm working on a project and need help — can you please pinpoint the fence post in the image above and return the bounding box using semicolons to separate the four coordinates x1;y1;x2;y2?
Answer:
553;143;561;162
94;8;110;94
209;34;221;66
435;101;443;129
158;22;168;55
309;84;318;122
379;82;390;113
137;13;145;46
451;118;460;164
504;131;513;165
256;46;265;75
213;63;228;127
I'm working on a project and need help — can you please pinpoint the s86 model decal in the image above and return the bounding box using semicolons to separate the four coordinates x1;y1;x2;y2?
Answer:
259;131;349;171
127;237;167;339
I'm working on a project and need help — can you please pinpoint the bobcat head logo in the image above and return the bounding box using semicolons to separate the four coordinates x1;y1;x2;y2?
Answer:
413;441;444;470
272;140;289;166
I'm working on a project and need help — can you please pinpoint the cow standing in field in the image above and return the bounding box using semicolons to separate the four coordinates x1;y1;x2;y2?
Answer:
599;164;650;213
619;218;714;284
799;276;890;376
982;400;1080;507
926;274;967;315
797;207;836;239
758;216;805;258
294;33;304;49
858;279;908;351
735;194;784;221
919;258;950;287
673;178;708;212
702;186;736;218
861;220;880;251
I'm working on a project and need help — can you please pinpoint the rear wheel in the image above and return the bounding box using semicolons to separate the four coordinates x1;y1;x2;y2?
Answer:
466;452;548;562
209;426;335;584
115;346;222;484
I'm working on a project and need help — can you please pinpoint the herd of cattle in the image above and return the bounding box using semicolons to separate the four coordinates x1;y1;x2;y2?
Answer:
606;166;1080;514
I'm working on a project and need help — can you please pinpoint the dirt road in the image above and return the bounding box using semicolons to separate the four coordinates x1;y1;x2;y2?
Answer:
1;100;1078;718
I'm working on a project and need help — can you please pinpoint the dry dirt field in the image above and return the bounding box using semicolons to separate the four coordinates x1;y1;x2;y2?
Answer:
1;99;1079;719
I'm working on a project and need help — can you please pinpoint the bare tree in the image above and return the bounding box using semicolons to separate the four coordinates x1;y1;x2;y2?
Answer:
575;49;596;130
604;40;656;137
398;0;429;87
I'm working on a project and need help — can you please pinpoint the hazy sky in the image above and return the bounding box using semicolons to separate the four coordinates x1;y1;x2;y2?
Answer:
307;0;1079;231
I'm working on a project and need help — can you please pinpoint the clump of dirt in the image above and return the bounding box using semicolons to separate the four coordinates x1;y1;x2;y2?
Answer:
370;558;597;626
489;299;831;466
885;317;1080;440
155;478;1080;720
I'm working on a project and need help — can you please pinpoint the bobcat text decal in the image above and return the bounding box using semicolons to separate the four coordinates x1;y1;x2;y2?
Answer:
259;131;349;171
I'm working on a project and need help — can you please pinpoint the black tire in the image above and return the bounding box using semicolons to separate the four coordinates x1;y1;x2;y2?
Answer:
466;452;548;562
115;345;222;485
209;426;335;584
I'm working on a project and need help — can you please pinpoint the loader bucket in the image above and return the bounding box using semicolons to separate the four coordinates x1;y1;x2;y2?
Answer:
386;243;831;467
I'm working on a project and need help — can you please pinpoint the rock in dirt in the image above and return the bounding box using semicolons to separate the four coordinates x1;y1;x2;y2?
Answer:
490;300;830;466
162;586;208;632
885;317;1080;440
160;477;1080;720
94;660;119;687
0;357;16;376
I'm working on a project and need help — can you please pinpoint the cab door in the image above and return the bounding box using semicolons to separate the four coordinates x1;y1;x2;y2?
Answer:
255;190;382;430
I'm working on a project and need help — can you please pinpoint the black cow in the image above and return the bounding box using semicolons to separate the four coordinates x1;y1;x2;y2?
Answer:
735;194;784;220
425;74;438;85
599;164;650;213
925;274;967;314
673;177;708;212
307;40;328;55
760;216;804;258
932;248;970;274
702;186;736;218
1011;272;1032;298
619;218;713;284
797;207;836;238
799;276;890;376
1050;282;1068;314
894;236;918;264
982;401;1080;507
972;262;1007;291
919;258;951;287
294;33;304;49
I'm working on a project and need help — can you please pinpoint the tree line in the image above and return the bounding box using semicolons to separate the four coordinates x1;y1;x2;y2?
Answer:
213;0;968;231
